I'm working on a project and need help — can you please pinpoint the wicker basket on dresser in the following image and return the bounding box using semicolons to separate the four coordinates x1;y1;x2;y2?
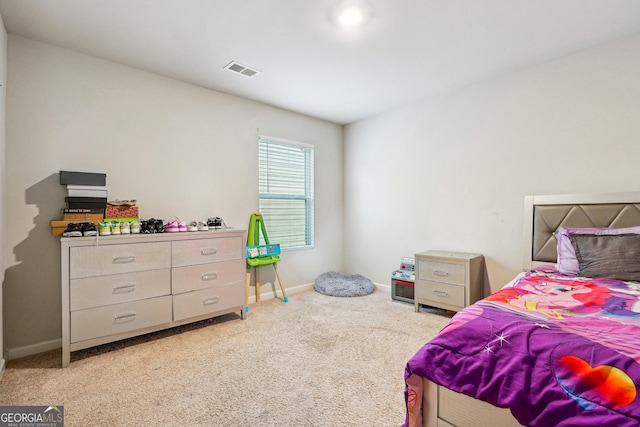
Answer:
61;228;246;367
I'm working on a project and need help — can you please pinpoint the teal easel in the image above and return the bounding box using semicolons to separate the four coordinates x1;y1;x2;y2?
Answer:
245;212;288;313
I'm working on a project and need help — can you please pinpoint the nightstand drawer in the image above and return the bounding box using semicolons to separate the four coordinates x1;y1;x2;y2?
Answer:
416;280;465;308
418;260;466;286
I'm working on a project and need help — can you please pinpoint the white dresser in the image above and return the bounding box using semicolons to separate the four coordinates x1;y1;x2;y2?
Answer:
61;229;246;367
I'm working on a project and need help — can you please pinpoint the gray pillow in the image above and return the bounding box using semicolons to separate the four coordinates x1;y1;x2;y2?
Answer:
570;233;640;281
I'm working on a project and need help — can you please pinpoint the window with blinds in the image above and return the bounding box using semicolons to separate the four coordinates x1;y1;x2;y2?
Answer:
258;136;314;249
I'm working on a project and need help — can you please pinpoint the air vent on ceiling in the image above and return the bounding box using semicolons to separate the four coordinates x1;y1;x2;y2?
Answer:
224;61;261;78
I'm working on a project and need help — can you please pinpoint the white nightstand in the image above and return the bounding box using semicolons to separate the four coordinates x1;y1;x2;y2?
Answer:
414;250;484;313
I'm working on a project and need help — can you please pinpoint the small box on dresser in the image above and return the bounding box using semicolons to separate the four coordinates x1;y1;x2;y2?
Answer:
414;250;484;313
105;205;139;219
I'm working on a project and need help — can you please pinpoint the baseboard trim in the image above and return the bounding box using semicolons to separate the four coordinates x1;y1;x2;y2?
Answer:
250;282;315;303
375;283;391;293
251;281;389;303
6;338;62;361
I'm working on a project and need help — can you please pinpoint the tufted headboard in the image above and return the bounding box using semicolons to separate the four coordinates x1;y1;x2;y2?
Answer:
522;192;640;270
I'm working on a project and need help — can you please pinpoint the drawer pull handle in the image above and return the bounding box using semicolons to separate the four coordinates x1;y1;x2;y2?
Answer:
113;284;137;294
203;297;220;306
433;270;449;277
113;255;136;264
201;248;218;256
202;272;218;281
114;313;137;323
433;290;449;297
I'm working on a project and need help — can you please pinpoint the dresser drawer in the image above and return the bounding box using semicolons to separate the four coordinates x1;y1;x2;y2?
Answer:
416;280;465;309
172;259;245;294
418;260;466;286
70;269;171;311
70;242;171;279
70;296;172;343
171;237;242;267
173;283;243;322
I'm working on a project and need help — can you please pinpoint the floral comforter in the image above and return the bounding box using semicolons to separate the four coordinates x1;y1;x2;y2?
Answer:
404;266;640;427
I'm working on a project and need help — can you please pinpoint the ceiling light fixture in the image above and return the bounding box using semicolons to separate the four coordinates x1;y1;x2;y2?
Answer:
333;1;371;29
339;6;364;27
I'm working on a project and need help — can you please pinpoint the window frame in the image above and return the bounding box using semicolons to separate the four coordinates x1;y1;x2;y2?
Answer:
258;135;314;250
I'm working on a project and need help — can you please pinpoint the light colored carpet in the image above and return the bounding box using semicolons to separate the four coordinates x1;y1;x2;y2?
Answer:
0;289;451;426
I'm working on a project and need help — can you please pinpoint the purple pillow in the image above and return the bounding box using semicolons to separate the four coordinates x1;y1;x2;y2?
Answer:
557;226;640;274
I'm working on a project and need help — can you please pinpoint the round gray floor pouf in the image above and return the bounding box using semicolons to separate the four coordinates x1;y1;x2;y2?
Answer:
314;271;375;297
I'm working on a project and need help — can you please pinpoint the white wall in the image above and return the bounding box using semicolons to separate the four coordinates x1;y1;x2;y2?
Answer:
4;35;343;356
0;14;7;376
344;33;640;295
6;28;640;361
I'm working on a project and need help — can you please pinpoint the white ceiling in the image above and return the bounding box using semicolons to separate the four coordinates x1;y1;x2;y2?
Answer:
1;1;640;124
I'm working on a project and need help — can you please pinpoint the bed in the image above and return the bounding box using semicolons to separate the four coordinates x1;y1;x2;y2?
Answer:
404;192;640;427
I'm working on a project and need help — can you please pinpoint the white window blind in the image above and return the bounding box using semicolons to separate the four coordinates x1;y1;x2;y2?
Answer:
258;136;314;249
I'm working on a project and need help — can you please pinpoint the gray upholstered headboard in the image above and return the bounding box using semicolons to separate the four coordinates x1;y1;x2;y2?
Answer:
522;192;640;270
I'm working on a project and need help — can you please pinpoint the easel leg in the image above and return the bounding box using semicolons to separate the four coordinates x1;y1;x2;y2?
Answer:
273;264;288;302
245;268;251;312
255;267;261;303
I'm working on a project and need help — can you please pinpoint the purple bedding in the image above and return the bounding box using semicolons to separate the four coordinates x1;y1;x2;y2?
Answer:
404;266;640;427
